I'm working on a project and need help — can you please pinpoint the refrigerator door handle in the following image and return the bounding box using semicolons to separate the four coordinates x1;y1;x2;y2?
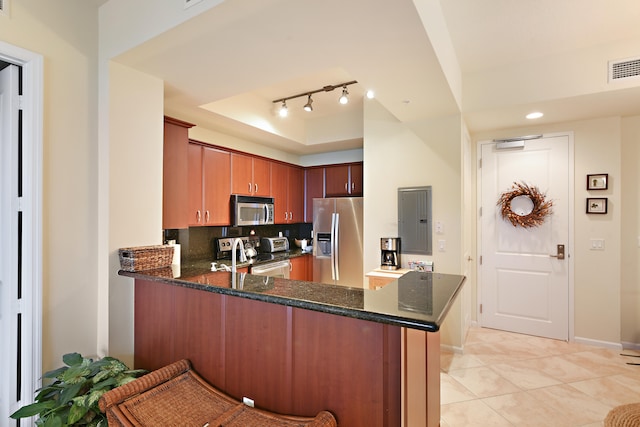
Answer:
330;213;336;280
334;212;340;281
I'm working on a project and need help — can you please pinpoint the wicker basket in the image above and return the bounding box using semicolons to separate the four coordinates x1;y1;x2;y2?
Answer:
119;245;174;272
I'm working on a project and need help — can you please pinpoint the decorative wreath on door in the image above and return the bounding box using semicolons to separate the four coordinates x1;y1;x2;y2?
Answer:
497;182;553;228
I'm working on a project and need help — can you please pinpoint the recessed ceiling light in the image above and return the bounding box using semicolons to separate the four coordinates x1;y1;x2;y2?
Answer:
526;112;544;119
366;90;375;99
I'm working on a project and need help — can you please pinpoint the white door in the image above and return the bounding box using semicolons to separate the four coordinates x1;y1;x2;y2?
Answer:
0;63;21;423
479;134;572;340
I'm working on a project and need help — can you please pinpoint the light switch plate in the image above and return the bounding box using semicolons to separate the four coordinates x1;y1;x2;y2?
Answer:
590;239;605;250
438;239;446;252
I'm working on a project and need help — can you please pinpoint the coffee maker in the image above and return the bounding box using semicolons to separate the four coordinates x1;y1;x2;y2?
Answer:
380;238;400;270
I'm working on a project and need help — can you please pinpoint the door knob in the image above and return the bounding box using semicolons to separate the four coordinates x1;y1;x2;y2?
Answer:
550;244;565;260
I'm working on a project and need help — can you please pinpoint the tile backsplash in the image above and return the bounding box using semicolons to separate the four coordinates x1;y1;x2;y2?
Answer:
164;223;313;262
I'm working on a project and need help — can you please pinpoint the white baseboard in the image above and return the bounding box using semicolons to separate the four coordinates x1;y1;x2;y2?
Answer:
440;343;464;354
574;336;623;351
622;341;640;351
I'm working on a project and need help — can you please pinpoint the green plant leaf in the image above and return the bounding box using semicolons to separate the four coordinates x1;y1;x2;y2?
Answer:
43;366;68;379
42;414;63;427
92;377;117;391
67;401;89;425
61;363;91;385
34;384;63;401
86;389;106;409
10;400;56;419
59;381;84;404
62;352;84;367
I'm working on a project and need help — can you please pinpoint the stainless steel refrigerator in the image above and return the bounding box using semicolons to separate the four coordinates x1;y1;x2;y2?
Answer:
312;197;363;287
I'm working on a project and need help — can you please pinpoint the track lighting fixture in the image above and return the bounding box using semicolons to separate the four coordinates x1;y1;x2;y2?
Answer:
272;80;357;115
279;100;288;117
303;94;313;112
338;86;349;104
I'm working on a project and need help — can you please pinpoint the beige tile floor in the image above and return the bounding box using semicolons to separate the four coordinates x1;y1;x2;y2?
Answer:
440;327;640;427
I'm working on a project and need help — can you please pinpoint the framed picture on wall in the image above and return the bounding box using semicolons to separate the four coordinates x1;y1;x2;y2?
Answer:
586;198;608;214
587;173;608;190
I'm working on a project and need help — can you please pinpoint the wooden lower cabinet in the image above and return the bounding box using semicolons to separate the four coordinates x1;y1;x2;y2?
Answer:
289;255;311;281
134;279;402;426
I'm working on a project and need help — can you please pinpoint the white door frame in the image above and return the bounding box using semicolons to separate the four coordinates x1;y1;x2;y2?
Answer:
0;41;43;425
476;132;575;340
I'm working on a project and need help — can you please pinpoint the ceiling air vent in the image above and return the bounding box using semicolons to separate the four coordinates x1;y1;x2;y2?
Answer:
609;56;640;82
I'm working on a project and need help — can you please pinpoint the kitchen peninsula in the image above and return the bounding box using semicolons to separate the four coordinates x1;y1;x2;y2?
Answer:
122;267;465;427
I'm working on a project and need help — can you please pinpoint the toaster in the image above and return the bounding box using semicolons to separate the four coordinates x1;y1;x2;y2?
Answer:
261;237;289;253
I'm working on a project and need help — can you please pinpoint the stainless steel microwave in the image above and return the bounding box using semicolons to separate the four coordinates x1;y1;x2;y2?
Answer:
231;195;274;226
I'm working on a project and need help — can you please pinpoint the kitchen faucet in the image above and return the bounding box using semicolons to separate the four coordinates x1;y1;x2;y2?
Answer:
231;238;247;273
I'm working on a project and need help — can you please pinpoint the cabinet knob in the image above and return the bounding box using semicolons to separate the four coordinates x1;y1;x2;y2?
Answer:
196;210;201;223
255;183;258;193
205;210;210;223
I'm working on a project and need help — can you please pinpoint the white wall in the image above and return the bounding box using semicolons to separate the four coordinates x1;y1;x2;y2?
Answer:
363;100;465;347
107;62;164;365
0;0;100;371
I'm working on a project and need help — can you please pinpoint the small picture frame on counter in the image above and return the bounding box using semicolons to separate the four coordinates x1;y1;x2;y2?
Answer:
586;197;608;214
587;173;608;190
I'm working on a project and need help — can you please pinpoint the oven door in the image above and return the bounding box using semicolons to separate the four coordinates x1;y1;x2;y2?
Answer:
250;260;291;279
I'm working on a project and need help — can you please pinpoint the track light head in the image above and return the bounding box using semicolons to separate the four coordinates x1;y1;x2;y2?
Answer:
339;86;349;104
303;94;313;112
279;101;288;117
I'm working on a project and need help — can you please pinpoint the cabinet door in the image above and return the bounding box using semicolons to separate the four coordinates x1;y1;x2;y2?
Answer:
203;147;231;225
325;165;350;197
252;157;271;196
289;256;309;281
231;153;253;195
187;144;204;226
162;119;191;229
271;162;289;224
350;163;363;196
305;168;324;223
288;167;305;223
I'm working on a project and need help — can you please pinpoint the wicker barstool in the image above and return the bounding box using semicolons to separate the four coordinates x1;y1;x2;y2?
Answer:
604;402;640;427
98;359;337;427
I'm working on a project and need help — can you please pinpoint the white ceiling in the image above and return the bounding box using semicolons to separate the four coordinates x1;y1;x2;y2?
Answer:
114;0;640;155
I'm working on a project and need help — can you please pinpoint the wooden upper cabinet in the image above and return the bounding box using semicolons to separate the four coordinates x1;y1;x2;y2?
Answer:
350;162;363;196
288;166;304;223
203;147;231;225
163;117;194;229
305;168;324;223
188;143;231;226
325;165;350;197
325;162;363;197
253;157;271;197
187;143;204;226
272;163;304;224
231;153;270;197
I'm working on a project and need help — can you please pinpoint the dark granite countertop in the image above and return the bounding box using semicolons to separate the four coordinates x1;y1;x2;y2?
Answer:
120;262;465;332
